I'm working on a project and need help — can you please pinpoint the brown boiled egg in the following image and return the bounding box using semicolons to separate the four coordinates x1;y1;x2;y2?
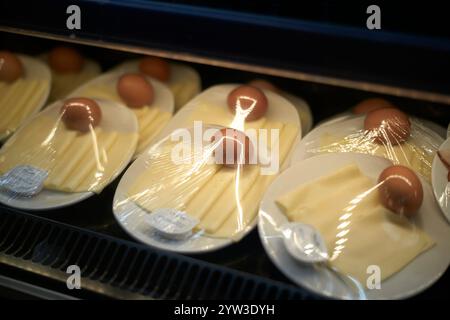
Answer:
211;128;254;167
378;165;423;217
138;56;170;82
48;47;85;74
0;51;24;82
248;79;279;93
227;85;268;122
352;98;395;115
117;73;154;108
364;108;411;145
60;97;102;132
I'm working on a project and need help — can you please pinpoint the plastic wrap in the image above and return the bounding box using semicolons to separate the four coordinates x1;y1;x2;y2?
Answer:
69;70;174;157
0;97;138;209
114;58;201;110
0;54;51;140
113;84;301;252
293;113;444;183
258;153;450;299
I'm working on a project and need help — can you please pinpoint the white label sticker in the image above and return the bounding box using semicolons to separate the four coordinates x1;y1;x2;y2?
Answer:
145;208;199;240
0;165;48;197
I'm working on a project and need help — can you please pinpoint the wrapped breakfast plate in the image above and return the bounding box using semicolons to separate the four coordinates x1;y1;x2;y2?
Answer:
0;51;51;140
317;97;447;138
113;84;301;253
0;97;138;210
114;56;201;111
41;46;101;102
292;107;444;184
69;70;174;157
259;152;450;299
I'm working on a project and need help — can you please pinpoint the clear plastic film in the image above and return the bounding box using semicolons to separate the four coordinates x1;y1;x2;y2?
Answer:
0;97;138;205
0;53;51;140
114;84;301;246
258;153;450;299
297;113;444;184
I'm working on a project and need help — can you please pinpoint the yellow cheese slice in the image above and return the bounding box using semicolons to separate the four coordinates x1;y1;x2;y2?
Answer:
0;79;49;136
276;163;434;284
330;206;434;283
317;133;434;182
0;115;138;193
129;142;219;211
211;123;299;239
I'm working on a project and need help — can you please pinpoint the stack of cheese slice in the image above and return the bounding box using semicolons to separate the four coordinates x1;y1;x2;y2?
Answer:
313;133;435;182
276;163;434;284
128;107;299;239
76;83;172;155
0;114;138;193
0;78;49;138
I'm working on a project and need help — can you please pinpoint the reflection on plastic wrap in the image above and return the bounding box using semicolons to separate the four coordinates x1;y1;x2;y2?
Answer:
0;97;138;201
125;124;291;241
305;110;443;183
276;162;434;286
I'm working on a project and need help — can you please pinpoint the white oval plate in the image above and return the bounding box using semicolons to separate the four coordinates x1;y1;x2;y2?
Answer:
0;98;138;211
292;116;444;166
0;54;51;141
258;152;450;299
432;137;450;222
112;84;301;254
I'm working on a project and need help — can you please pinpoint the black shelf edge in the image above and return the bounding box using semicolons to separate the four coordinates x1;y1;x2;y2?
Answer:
1;0;449;98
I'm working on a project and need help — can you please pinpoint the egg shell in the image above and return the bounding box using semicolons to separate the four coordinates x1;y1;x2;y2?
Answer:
353;98;395;115
138;57;170;82
364;108;411;145
227;85;268;122
48;47;85;74
0;51;24;82
378;165;423;217
248;79;279;93
60;97;102;132
117;73;154;109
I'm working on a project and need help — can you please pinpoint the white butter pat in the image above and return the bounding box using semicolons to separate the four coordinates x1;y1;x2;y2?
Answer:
0;165;48;197
145;208;200;240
